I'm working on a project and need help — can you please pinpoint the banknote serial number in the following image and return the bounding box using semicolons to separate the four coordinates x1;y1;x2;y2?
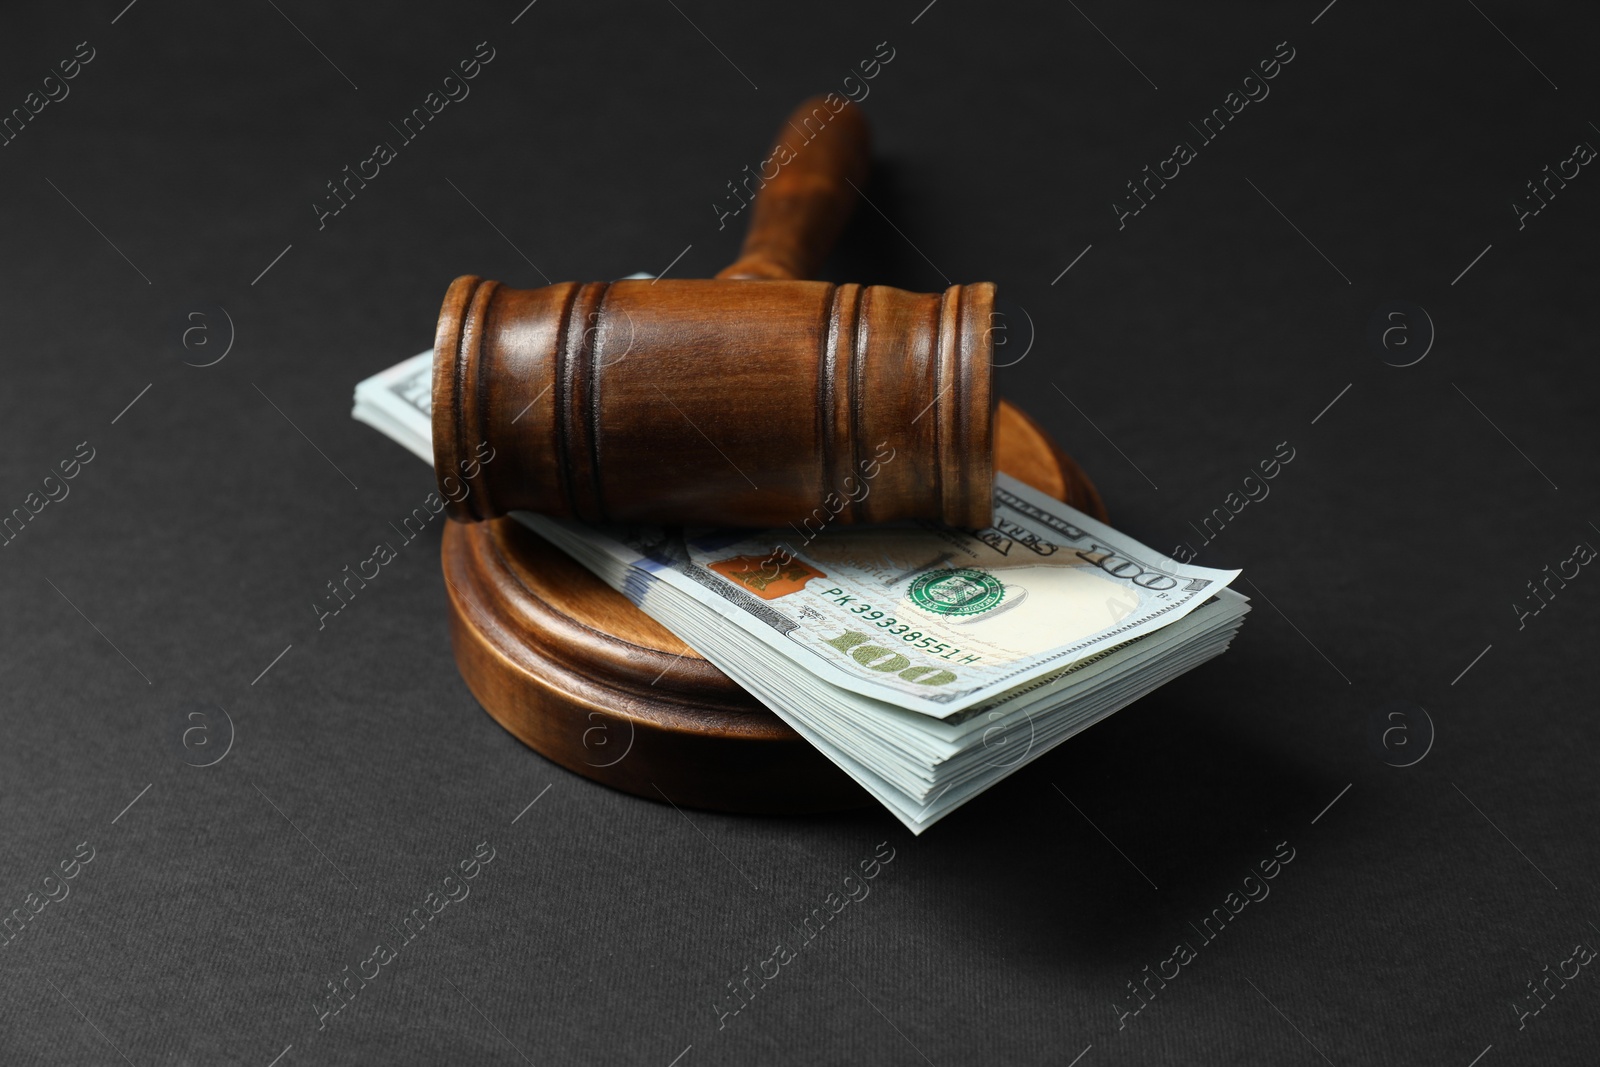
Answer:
817;588;982;666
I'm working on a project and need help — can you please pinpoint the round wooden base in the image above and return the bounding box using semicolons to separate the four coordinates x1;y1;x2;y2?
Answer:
440;401;1106;814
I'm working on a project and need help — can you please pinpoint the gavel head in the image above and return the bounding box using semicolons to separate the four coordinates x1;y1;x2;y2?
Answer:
432;274;997;529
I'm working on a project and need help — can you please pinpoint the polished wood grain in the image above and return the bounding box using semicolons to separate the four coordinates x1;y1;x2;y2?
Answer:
442;400;1105;813
715;96;870;281
433;275;996;529
431;95;996;530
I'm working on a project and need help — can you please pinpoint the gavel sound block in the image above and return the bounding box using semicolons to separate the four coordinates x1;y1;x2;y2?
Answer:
436;97;1106;813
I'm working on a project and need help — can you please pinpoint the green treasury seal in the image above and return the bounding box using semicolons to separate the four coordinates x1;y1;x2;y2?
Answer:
909;568;1005;616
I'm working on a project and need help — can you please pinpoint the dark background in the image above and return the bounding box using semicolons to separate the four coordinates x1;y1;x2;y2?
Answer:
3;1;1597;1064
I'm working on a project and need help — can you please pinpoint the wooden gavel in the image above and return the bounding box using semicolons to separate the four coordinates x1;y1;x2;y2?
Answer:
431;96;996;529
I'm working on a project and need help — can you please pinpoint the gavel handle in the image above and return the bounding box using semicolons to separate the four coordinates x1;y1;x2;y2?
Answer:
716;96;870;281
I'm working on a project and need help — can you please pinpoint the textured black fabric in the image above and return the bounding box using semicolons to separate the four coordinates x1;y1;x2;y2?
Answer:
3;2;1597;1064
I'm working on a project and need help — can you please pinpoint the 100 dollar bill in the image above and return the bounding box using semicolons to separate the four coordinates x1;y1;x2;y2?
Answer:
520;475;1240;718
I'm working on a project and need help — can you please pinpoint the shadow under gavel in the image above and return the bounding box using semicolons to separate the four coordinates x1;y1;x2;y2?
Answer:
431;96;998;530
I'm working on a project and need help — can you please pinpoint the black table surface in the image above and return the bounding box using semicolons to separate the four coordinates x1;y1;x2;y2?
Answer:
4;2;1598;1064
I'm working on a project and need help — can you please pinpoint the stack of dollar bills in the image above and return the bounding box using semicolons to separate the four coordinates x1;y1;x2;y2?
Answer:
355;351;1249;833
